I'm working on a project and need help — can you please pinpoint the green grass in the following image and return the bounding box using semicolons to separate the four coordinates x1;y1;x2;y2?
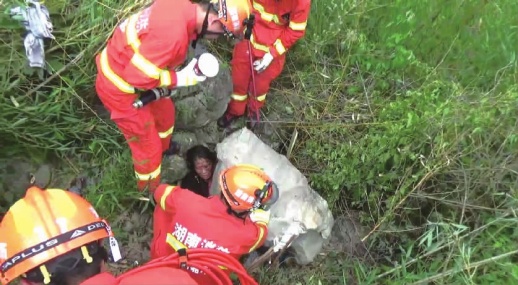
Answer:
2;0;518;284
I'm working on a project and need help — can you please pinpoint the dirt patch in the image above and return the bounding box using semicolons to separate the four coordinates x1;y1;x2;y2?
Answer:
105;209;154;275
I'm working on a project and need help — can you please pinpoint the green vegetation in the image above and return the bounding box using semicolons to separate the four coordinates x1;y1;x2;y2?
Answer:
1;0;518;284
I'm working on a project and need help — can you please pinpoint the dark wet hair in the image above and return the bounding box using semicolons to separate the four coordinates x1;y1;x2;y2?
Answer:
185;145;218;171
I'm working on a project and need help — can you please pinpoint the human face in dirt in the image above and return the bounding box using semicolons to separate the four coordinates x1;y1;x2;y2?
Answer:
194;158;214;181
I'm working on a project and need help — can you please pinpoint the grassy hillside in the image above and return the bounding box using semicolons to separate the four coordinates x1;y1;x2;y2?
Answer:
1;0;517;284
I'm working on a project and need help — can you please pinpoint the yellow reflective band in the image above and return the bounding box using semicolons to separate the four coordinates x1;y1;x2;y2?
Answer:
126;12;142;51
130;53;161;79
289;21;307;31
40;265;51;284
250;34;270;53
249;226;265;252
158;126;174;139
99;48;135;94
135;164;161;181
274;39;286;55
81;246;93;263
160;185;175;210
252;1;281;24
159;70;172;87
126;12;166;81
256;94;267;101
231;93;248;101
166;233;187;251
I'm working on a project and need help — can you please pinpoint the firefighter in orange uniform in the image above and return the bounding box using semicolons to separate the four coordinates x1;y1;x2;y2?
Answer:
218;0;312;129
151;164;279;283
0;186;198;285
95;0;252;192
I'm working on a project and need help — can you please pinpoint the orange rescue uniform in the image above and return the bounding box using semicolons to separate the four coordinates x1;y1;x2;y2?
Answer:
94;0;198;192
150;184;268;283
227;0;311;116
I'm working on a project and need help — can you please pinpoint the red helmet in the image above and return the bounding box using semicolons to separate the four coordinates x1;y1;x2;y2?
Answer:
219;164;279;212
0;186;117;285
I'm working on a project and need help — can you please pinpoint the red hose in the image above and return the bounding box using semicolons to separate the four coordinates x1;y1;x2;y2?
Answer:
122;248;258;285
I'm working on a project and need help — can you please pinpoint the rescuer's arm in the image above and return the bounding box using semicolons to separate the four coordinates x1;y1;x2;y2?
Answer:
120;31;202;90
154;184;183;215
268;0;311;58
247;209;271;252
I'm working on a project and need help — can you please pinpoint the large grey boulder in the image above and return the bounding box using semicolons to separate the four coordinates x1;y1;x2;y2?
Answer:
209;127;334;265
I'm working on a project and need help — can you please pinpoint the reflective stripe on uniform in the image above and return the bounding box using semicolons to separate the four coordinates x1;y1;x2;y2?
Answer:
250;34;285;56
135;164;161;181
250;34;270;53
248;225;266;253
159;70;172;86
252;1;282;25
166;233;187;251
160;185;175;210
158;126;174;138
126;13;173;87
99;48;135;94
289;21;307;31
256;94;266;101
273;39;286;55
231;93;248;101
100;11;173;93
166;233;228;270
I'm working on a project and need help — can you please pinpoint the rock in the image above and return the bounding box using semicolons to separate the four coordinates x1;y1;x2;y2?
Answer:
323;212;368;258
161;155;188;184
32;164;52;188
209;127;334;265
171;131;198;156
174;63;231;130
193;123;224;147
0;159;55;212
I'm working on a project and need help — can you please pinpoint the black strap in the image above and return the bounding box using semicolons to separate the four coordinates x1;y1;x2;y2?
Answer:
191;3;212;49
1;220;110;274
177;248;188;269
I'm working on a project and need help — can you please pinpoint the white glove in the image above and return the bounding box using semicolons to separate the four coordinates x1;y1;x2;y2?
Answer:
253;52;274;73
175;58;207;87
249;209;271;225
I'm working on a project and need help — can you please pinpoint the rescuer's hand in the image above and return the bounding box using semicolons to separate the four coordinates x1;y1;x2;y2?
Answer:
252;52;273;73
176;58;207;87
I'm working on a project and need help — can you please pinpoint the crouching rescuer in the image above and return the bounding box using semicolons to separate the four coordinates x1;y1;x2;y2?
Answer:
0;186;125;285
151;164;279;284
0;186;258;285
94;0;252;192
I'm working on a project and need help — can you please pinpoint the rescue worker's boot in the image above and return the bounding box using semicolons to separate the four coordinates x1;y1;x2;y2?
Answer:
217;111;240;129
163;141;181;156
